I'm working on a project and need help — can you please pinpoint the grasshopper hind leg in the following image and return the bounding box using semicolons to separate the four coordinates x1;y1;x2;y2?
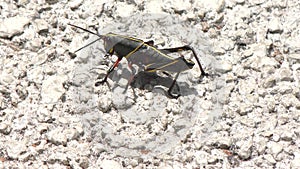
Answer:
160;45;208;77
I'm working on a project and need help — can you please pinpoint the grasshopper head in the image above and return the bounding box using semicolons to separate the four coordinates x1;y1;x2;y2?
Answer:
102;35;113;52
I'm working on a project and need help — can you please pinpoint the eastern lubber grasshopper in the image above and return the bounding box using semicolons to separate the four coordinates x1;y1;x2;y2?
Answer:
68;24;208;98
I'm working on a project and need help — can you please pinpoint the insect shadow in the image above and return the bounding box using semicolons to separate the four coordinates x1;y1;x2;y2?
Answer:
105;65;198;97
130;71;199;97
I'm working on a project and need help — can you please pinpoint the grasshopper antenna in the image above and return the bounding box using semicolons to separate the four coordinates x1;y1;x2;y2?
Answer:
68;23;104;53
73;37;102;53
68;23;103;38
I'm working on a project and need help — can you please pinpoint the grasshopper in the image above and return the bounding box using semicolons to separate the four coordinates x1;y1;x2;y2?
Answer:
68;24;208;98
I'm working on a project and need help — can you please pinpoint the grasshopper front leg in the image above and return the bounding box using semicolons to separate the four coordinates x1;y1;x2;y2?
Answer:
95;48;122;86
95;57;122;86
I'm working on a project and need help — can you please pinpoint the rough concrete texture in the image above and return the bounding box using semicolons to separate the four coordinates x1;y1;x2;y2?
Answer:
0;0;300;168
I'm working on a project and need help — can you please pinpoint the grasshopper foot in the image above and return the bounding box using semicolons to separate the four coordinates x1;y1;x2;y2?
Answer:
202;72;209;77
167;90;181;99
95;79;107;86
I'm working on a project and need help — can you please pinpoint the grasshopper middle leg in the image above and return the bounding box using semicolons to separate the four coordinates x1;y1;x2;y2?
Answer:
167;72;180;98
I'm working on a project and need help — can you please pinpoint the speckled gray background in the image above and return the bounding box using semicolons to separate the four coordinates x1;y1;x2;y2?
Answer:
0;0;300;168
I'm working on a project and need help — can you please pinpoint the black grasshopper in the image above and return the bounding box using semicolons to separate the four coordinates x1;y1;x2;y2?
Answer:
68;24;208;98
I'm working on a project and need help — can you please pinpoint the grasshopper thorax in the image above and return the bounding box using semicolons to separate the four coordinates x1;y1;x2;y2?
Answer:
103;33;144;59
